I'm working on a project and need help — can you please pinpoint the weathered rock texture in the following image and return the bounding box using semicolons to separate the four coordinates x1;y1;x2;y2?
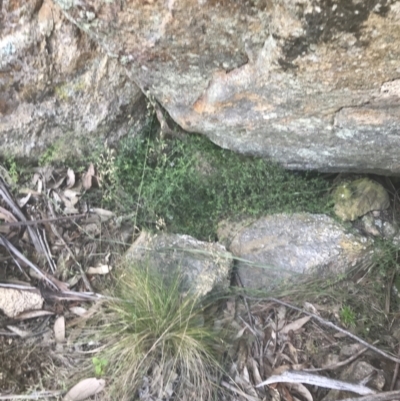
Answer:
49;0;400;174
0;0;146;160
125;231;232;297
218;213;371;290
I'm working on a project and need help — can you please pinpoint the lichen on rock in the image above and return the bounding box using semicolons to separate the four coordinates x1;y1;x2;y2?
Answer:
333;178;390;221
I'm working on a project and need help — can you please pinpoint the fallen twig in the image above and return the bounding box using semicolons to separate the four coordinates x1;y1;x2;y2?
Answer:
0;213;87;227
390;344;400;391
0;235;58;290
246;297;400;365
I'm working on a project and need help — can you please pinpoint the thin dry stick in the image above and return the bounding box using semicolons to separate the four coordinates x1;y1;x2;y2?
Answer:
390;344;400;391
0;234;58;289
245;296;400;365
36;227;56;273
0;213;87;226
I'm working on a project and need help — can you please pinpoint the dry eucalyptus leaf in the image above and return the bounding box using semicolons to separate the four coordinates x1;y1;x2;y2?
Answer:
280;316;311;334
18;192;31;208
15;310;54;320
63;378;105;401
69;306;88;316
29;266;44;280
82;163;95;190
6;325;31;338
67;275;80;287
36;177;43;193
91;207;115;222
62;189;80;207
66;168;76;189
49;175;67;190
87;264;112;275
235;326;247;339
303;302;319;315
32;173;41;187
54;315;65;343
64;206;80;214
250;358;262;386
52;190;63;205
287;383;313;401
286;342;299;364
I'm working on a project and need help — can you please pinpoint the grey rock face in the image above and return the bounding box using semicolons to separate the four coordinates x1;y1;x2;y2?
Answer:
52;0;400;174
218;213;371;290
125;231;232;297
0;0;146;160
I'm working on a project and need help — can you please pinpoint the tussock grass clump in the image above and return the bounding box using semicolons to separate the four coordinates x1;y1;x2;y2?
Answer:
95;261;227;401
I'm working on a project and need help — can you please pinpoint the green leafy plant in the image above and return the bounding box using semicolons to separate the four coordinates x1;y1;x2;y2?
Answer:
90;261;228;401
39;144;58;166
106;117;332;240
0;156;20;184
340;304;356;327
92;357;108;377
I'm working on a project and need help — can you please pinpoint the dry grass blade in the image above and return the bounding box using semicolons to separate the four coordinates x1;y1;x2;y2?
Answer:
84;260;228;401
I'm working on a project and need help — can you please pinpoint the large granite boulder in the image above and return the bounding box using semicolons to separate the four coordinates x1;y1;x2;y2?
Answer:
49;0;400;174
0;0;146;160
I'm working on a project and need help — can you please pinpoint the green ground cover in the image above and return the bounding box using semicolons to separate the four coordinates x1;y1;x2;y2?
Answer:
95;115;332;240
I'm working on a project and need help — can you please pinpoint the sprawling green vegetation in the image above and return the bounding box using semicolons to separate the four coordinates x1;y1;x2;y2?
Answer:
98;115;332;240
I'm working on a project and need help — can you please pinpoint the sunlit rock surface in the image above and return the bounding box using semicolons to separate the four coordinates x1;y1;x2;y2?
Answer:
52;0;400;174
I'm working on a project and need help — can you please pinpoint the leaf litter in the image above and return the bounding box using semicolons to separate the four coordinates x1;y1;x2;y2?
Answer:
1;163;400;401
